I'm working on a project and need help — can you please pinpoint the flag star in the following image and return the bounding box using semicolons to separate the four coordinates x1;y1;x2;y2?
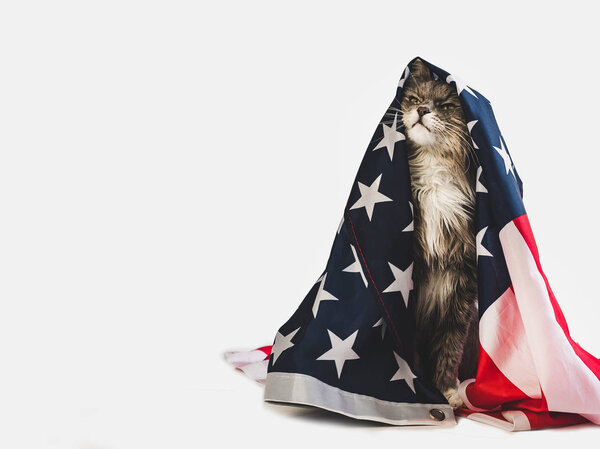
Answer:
493;137;515;179
343;244;368;287
373;113;405;161
476;166;488;193
372;317;387;339
271;327;300;364
476;226;493;258
467;120;479;149
446;74;477;98
317;329;360;378
312;273;339;317
349;174;393;221
398;66;410;88
383;262;414;308
402;201;414;232
390;351;417;393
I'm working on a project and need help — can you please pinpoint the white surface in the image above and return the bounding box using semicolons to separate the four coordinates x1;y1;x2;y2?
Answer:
1;1;599;448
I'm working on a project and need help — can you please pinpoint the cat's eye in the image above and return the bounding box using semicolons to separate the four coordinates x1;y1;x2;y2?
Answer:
409;96;421;105
441;103;456;110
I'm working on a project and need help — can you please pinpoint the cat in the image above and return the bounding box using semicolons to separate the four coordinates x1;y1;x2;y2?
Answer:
398;58;479;408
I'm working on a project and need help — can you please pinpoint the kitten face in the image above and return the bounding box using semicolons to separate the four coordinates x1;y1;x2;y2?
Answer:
400;60;467;149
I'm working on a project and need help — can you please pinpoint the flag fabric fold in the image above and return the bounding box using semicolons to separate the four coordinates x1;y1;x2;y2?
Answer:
226;56;600;431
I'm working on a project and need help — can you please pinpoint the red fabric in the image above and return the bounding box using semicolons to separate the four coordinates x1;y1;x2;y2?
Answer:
455;408;587;429
460;215;600;429
513;215;600;382
242;214;600;430
465;345;539;411
256;346;272;359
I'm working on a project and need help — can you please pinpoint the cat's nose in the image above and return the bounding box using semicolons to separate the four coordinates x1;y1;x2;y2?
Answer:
417;106;431;117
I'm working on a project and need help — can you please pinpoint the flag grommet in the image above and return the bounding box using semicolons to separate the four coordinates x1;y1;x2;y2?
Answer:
429;409;445;421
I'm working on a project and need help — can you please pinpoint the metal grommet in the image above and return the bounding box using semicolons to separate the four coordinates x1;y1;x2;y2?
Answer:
429;408;446;421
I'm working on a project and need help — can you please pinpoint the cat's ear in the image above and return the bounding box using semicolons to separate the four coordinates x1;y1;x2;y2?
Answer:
409;58;433;83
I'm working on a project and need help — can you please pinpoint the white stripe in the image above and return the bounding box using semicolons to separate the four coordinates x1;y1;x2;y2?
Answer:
238;360;269;383
499;221;600;415
466;410;531;431
479;287;542;399
581;412;600;425
223;349;268;368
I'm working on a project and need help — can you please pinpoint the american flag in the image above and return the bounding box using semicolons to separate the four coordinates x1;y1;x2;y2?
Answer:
225;56;600;431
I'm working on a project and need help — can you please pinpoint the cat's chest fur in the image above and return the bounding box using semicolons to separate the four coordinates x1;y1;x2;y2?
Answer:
408;150;475;262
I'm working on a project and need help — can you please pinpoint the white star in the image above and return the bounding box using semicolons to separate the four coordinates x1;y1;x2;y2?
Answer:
349;174;393;221
398;66;410;88
373;113;405;161
312;273;339;317
372;317;387;339
317;329;360;378
390;351;417;393
383;262;414;307
476;226;493;258
402;201;414;232
343;244;368;287
467;120;479;149
446;74;477;98
493;138;515;178
271;327;300;364
476;166;488;193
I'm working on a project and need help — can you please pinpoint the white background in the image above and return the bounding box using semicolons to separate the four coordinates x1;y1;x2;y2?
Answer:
1;1;599;448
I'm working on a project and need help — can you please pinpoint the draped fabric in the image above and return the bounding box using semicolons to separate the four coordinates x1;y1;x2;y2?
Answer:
226;57;600;431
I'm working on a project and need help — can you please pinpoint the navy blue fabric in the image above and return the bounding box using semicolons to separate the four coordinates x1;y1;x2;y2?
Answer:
266;56;524;405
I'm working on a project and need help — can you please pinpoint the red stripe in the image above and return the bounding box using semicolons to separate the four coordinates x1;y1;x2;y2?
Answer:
523;409;588;429
257;346;272;360
455;408;586;429
512;214;600;382
465;344;537;410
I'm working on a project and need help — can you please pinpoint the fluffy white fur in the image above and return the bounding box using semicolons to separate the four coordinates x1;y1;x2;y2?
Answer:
410;154;472;247
400;59;478;408
404;105;475;338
